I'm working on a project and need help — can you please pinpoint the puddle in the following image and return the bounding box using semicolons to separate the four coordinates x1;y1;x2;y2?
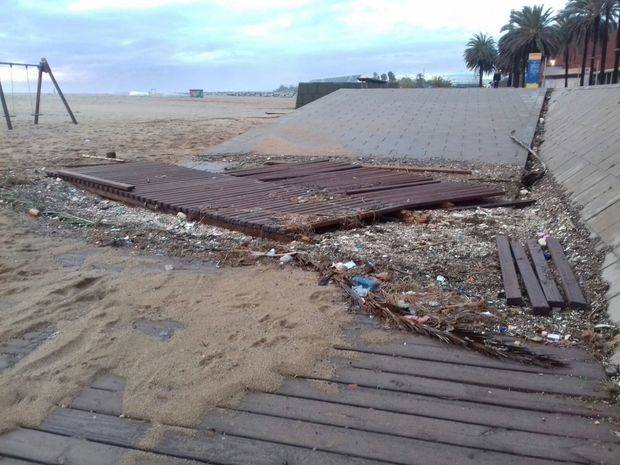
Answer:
0;326;56;372
133;319;184;342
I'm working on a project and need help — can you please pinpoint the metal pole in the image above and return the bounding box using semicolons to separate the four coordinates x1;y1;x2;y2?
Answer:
0;77;13;130
40;58;77;125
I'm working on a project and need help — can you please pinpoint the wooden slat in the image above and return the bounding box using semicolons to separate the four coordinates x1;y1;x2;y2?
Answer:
54;170;135;191
277;379;619;441
335;342;605;379
0;428;128;465
546;237;588;308
38;408;381;465
90;374;125;392
234;392;620;464
510;239;550;315
71;387;123;416
201;408;576;465
0;458;42;465
343;352;606;398
496;235;522;305
328;367;618;417
526;240;565;307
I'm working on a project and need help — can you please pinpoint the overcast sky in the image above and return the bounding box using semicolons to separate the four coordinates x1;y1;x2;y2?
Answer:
1;0;567;93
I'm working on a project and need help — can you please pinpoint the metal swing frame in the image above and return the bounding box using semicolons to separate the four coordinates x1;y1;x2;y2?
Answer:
0;57;77;130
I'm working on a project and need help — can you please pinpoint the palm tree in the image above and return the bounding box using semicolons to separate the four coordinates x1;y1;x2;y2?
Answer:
613;8;620;83
464;33;498;87
499;5;559;87
555;12;579;87
565;0;606;85
597;1;619;83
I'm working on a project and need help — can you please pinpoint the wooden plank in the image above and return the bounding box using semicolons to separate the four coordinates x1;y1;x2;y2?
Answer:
0;458;42;465
201;408;576;465
71;387;123;416
277;379;619;441
54;170;135;191
90;374;126;392
343;352;606;398
0;428;127;465
496;235;523;305
510;239;550;315
334;342;605;379
328;367;618;417
38;408;381;465
526;240;564;307
235;392;620;464
546;237;588;308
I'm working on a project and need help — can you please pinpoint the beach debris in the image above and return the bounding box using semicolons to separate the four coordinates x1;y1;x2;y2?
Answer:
400;210;432;224
164;264;174;271
106;151;117;159
177;212;187;220
333;260;357;272
279;253;294;264
436;275;446;284
266;248;277;257
496;234;587;314
351;276;380;291
81;154;125;163
27;207;40;217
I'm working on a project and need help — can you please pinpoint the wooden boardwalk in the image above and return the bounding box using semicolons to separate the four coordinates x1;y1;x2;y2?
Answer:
1;315;619;465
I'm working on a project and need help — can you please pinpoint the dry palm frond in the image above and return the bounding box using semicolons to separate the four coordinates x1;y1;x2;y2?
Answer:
295;254;565;367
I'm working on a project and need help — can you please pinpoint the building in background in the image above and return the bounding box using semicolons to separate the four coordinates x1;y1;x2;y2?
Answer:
544;30;618;88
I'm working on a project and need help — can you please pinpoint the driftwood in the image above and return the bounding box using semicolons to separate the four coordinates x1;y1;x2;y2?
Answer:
364;164;472;175
294;254;565;368
81;154;125;163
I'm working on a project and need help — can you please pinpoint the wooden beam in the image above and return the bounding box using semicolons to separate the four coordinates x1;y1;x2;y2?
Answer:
526;240;564;307
54;170;135;191
546;237;588;308
510;239;550;315
34;64;43;125
496;235;523;306
0;77;12;130
41;58;77;125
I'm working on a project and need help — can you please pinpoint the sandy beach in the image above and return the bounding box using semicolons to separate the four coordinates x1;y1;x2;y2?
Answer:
0;94;293;171
0;94;353;433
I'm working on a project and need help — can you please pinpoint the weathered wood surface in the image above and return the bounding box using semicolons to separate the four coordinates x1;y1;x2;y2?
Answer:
1;319;618;464
547;237;588;307
527;239;564;307
496;235;523;305
510;239;550;314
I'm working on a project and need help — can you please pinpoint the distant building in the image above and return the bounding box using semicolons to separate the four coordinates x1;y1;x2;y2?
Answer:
189;89;204;98
544;30;618;88
296;75;388;108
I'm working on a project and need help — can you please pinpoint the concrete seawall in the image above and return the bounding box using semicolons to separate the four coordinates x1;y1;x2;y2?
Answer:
540;85;620;361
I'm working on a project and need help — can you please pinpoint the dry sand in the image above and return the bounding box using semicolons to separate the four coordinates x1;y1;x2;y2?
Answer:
0;94;353;434
0;209;349;433
0;93;293;171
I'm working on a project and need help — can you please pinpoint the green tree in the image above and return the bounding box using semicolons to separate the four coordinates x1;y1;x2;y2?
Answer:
387;71;397;88
464;32;498;87
499;5;558;87
555;11;579;87
565;0;606;85
597;1;619;84
427;75;453;87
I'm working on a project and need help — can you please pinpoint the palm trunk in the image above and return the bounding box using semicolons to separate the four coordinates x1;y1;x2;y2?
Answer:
613;16;620;84
580;28;590;86
588;16;600;85
564;46;570;87
479;68;483;87
597;11;610;84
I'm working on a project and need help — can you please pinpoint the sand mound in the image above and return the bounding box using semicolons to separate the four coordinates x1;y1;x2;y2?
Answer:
0;209;349;433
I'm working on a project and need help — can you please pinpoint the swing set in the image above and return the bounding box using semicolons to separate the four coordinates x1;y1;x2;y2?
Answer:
0;57;77;130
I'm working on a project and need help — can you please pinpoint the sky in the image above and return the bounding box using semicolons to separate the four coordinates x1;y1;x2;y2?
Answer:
1;0;568;93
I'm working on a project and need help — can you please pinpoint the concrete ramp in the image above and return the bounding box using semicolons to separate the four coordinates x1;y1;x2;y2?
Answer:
208;88;546;165
540;85;620;339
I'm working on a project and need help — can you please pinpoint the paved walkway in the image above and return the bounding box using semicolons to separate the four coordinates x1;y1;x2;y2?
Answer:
540;85;620;362
2;315;618;465
207;88;545;165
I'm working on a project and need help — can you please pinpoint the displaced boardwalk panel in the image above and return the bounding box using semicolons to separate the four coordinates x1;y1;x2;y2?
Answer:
510;240;550;315
547;237;588;308
527;239;564;307
48;161;503;240
496;235;522;305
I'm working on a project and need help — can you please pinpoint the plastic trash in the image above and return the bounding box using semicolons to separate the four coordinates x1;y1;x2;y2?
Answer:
351;285;369;297
436;275;446;284
351;276;380;291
